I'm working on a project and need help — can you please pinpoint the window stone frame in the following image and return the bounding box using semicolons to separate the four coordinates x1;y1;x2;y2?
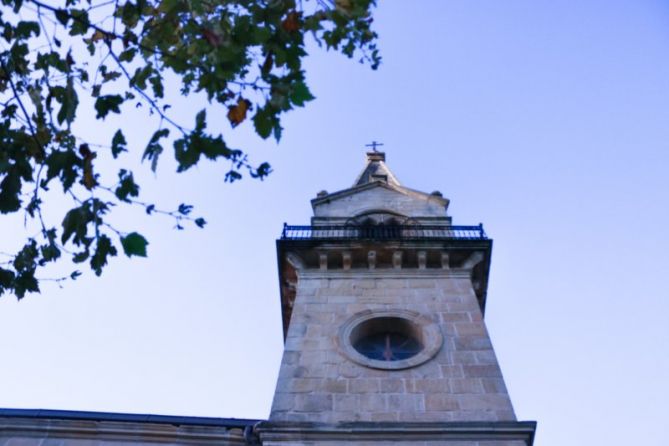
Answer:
336;309;443;370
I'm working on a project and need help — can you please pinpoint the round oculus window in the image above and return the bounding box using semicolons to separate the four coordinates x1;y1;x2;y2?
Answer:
351;317;422;361
338;309;443;370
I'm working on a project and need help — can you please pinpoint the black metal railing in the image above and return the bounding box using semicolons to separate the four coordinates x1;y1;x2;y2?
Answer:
281;224;487;240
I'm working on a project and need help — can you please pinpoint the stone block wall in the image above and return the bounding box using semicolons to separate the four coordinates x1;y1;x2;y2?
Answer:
269;272;516;424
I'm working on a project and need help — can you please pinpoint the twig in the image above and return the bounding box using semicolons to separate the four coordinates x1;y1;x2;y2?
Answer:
35;5;54;51
106;44;189;135
0;58;45;158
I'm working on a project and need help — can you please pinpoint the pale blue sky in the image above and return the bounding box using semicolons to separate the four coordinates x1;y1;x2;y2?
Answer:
2;2;669;445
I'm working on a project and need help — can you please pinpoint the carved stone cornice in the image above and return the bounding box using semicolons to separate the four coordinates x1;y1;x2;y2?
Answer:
256;421;536;445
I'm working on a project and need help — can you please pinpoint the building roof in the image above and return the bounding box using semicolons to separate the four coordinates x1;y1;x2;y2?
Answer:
0;408;261;428
352;151;401;187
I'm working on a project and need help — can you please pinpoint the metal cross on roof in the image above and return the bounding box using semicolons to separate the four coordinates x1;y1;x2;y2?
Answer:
365;141;384;152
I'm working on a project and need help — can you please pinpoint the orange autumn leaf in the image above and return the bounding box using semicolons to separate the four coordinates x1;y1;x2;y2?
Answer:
227;98;251;127
78;144;97;190
335;0;353;13
282;11;301;33
91;30;112;42
83;160;96;190
202;28;222;47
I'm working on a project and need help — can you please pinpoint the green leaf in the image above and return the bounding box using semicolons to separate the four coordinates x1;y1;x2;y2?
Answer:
36;52;68;73
121;232;148;257
14;272;39;299
45;149;80;192
0;169;22;214
72;251;89;263
40;243;61;263
177;203;193;215
273;121;283;141
61;205;92;245
102;71;121;83
115;169;139;202
118;48;137;63
195;109;207;131
56;77;78;126
55;9;69;26
69;10;90;36
251;162;272;179
0;267;15;294
253;26;272;44
290;81;315;106
13;240;38;272
120;2;140;28
225;170;242;183
91;235;117;275
253;107;275;139
15;21;40;39
149;75;164;98
159;0;182;13
143;129;169;172
26;196;41;218
130;64;153;90
111;130;127;158
2;104;18;118
94;95;124;119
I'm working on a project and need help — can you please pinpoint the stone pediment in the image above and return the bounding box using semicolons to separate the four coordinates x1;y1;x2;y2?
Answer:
311;180;449;221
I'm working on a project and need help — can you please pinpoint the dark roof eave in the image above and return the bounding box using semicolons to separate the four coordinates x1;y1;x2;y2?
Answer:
0;408;262;428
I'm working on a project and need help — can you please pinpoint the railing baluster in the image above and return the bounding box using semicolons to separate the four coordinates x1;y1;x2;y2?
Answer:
281;224;487;240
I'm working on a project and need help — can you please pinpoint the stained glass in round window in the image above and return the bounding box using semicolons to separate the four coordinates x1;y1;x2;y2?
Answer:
353;331;421;361
348;316;424;363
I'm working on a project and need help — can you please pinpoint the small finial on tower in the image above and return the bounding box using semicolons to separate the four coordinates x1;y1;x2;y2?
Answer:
365;141;386;162
365;141;384;152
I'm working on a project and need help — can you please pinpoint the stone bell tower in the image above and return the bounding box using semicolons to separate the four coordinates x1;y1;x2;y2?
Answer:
257;152;536;445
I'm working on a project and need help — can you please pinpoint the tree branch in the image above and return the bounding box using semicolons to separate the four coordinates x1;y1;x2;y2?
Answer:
0;58;44;155
106;44;189;135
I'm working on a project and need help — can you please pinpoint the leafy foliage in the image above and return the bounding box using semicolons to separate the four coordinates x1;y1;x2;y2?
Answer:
120;232;148;257
0;0;380;299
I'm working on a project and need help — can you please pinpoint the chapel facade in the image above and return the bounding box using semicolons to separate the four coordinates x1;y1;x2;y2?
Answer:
0;151;536;445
